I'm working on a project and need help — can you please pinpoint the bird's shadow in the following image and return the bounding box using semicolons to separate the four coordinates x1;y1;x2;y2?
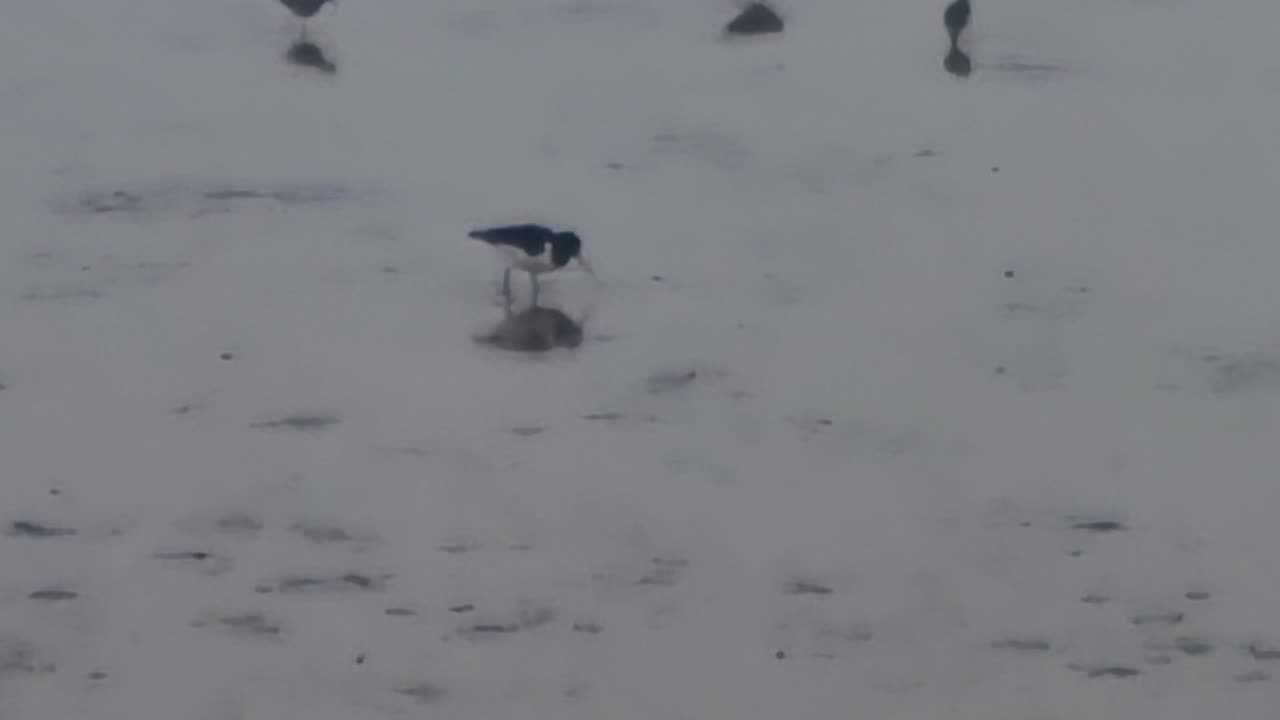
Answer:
284;40;337;75
474;301;594;354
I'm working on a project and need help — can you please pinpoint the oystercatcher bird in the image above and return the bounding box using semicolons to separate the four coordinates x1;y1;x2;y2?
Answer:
278;0;335;39
944;0;970;48
468;224;598;305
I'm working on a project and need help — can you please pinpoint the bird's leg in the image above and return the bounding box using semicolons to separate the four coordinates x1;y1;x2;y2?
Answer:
530;274;541;307
501;267;513;303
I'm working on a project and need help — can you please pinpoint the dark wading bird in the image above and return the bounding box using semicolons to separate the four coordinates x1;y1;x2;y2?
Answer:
278;0;336;39
468;224;599;306
944;0;971;49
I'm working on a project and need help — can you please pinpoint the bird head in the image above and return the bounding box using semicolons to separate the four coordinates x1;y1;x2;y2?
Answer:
551;232;602;283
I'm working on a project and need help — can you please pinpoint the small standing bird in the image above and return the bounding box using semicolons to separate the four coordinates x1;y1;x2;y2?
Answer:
278;0;335;39
468;224;598;306
943;0;971;49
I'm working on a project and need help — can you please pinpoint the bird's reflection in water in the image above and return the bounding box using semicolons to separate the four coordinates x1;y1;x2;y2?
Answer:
285;40;337;74
478;305;586;353
944;46;972;78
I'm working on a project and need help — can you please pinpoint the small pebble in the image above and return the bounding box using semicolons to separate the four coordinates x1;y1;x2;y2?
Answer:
995;366;1007;375
220;353;234;361
355;652;366;665
992;166;1000;173
1004;270;1015;278
607;162;624;170
775;650;786;660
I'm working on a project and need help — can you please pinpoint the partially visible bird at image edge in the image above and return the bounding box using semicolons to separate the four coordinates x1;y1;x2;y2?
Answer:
278;0;335;38
468;224;599;306
944;0;970;47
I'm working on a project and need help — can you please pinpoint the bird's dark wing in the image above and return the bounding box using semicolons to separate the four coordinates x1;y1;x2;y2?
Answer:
467;225;552;256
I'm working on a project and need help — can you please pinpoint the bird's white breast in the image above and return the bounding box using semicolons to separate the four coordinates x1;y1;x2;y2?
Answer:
498;242;557;275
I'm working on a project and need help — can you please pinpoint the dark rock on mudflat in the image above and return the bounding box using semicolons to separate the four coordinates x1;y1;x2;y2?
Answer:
724;2;784;36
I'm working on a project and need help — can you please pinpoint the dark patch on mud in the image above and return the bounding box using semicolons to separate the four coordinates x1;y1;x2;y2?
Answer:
63;184;349;219
1068;664;1141;679
153;549;232;576
1171;637;1214;656
582;411;624;421
1248;642;1280;661
1131;609;1184;628
201;186;347;206
175;512;263;538
1206;352;1280;396
285;40;337;74
783;580;833;596
439;540;479;555
812;623;873;657
572;621;604;634
255;571;390;594
724;2;783;36
192;611;283;638
636;556;687;587
645;368;700;395
77;190;145;214
991;637;1053;653
477;306;585;353
1234;669;1270;684
1080;594;1110;605
386;607;418;617
29;588;78;602
1066;515;1128;533
394;683;445;703
459;606;557;640
289;518;379;547
251;413;340;432
449;604;476;614
21;288;105;302
509;426;545;437
984;58;1067;75
7;520;77;538
0;635;56;675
